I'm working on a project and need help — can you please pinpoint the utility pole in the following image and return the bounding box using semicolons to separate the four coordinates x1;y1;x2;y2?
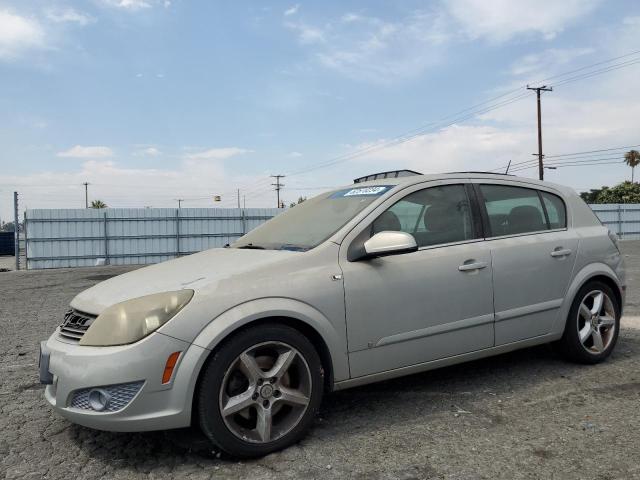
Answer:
14;191;19;270
271;175;285;209
237;189;241;209
526;85;553;181
176;199;183;208
83;182;89;208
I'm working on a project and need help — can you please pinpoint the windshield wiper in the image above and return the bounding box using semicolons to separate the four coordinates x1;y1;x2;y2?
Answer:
237;243;266;250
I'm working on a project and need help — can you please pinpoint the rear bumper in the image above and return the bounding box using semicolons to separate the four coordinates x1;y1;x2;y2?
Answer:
42;330;208;432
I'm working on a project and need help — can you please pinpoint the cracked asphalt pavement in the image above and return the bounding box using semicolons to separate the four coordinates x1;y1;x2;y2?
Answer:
1;243;640;479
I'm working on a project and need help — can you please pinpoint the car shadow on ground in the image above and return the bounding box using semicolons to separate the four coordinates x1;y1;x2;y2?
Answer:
66;333;640;467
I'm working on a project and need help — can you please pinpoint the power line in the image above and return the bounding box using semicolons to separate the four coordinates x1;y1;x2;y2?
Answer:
264;49;640;183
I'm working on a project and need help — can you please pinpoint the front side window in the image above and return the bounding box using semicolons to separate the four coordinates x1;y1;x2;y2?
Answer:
370;184;475;247
480;184;548;236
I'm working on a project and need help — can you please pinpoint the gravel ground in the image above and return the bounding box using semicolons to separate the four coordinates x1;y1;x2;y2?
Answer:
1;244;640;480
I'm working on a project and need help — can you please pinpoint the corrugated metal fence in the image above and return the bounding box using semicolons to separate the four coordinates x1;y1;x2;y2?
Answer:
22;204;640;270
589;204;640;240
25;208;281;269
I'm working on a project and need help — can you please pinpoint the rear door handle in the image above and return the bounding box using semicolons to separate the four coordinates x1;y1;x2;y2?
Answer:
550;248;572;258
458;261;488;272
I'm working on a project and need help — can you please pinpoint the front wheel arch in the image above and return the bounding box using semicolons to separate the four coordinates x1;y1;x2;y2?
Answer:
190;316;334;427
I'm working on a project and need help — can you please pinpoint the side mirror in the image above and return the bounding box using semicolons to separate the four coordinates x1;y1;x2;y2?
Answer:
362;231;418;259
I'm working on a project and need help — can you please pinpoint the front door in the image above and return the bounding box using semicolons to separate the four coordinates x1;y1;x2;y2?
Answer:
339;183;495;378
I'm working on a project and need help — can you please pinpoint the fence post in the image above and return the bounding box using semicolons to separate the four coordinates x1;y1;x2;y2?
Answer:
103;212;110;265
617;204;623;238
23;210;28;270
175;209;180;258
14;191;19;270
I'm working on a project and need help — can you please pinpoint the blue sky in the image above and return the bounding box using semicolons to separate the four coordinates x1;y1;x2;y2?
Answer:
1;0;639;220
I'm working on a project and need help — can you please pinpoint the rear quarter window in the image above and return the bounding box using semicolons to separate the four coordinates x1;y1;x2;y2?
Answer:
541;191;567;229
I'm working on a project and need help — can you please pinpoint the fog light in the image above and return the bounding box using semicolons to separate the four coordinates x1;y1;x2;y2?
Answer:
88;388;111;411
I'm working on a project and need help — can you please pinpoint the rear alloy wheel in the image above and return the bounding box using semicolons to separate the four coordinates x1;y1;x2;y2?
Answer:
197;324;323;457
557;281;620;364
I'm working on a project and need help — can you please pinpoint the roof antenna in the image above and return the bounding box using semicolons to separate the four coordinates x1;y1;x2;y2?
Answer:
505;160;511;174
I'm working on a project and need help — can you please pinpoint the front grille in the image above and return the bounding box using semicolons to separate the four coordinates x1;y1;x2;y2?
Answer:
59;309;97;342
70;381;144;412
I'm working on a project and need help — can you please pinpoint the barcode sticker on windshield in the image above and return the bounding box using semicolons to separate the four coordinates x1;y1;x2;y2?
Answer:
343;186;390;196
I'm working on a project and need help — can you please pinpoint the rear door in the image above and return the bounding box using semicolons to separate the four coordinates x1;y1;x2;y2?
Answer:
474;181;579;345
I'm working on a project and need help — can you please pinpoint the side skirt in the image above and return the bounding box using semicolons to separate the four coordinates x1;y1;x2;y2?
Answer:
332;332;562;391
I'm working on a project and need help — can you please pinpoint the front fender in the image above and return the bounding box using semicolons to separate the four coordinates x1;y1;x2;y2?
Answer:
190;297;349;383
551;262;623;336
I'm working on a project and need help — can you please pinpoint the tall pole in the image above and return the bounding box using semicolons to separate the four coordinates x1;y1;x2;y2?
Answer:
177;199;183;209
237;188;241;209
83;182;89;208
527;85;552;181
14;191;19;270
271;175;285;208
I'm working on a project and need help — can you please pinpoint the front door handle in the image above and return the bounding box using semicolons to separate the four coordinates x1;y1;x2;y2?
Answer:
550;248;572;258
458;261;488;272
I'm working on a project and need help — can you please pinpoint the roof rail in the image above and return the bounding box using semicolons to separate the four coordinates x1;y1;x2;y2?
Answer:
445;171;514;176
353;169;422;184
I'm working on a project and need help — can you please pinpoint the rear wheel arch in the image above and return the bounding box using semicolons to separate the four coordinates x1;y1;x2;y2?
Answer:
587;274;622;312
558;270;623;337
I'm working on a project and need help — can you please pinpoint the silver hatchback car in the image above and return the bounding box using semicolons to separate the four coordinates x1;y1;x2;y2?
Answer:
40;171;625;457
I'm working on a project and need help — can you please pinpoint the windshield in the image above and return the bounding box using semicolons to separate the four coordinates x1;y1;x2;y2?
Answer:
233;185;395;251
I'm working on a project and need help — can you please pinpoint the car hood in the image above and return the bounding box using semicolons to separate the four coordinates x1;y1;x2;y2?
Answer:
70;248;298;314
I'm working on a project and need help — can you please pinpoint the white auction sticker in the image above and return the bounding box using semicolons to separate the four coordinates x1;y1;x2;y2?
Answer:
343;186;389;196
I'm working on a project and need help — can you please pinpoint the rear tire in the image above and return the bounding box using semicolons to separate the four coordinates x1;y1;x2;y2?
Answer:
197;323;324;458
557;280;620;364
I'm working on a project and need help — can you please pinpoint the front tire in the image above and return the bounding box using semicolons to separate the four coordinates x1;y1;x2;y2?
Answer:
197;323;324;458
557;281;620;364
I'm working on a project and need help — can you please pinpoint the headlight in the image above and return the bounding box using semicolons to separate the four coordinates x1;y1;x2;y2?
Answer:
79;290;194;346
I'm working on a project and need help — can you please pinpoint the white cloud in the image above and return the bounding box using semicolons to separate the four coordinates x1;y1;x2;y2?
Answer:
287;151;303;158
0;9;45;60
351;124;528;174
183;147;251;161
134;146;161;156
101;0;152;11
445;0;602;42
284;4;299;16
286;11;449;83
57;145;114;158
46;8;95;26
285;22;325;45
0;157;271;215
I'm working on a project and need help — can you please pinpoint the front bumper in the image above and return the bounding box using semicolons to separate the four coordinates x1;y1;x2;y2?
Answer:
42;329;208;432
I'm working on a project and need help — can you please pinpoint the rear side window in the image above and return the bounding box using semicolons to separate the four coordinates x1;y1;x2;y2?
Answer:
480;184;547;236
541;191;567;229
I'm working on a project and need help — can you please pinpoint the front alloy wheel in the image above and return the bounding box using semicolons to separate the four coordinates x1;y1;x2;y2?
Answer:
197;324;323;457
219;342;312;444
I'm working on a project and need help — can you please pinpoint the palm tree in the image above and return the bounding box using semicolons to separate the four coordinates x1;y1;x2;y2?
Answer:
624;150;640;183
90;199;107;209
